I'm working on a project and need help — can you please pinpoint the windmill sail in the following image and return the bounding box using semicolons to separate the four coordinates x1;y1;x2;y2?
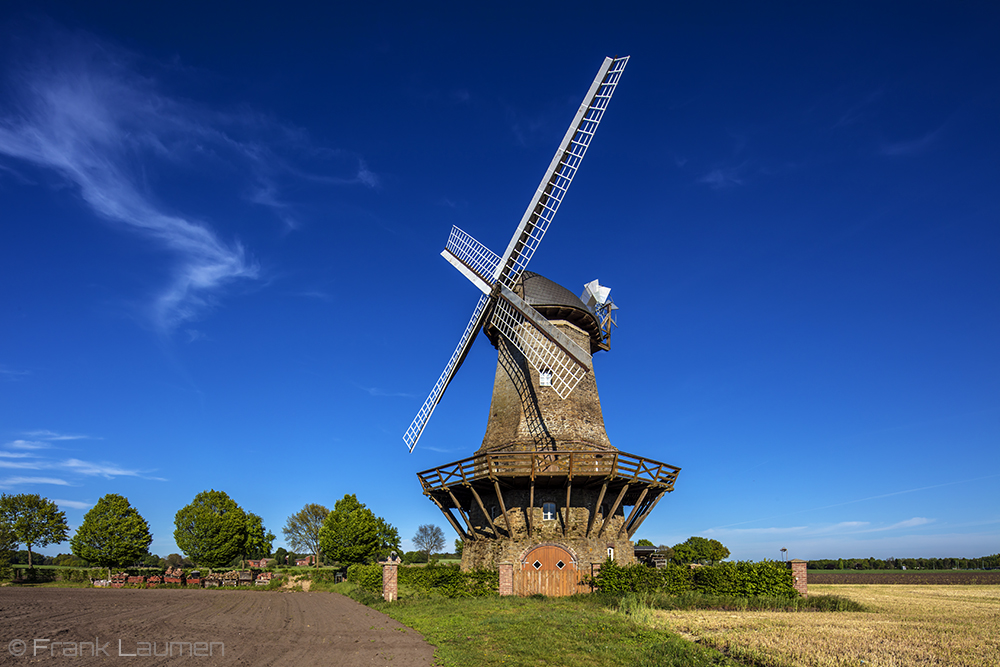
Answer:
493;56;629;290
404;56;629;452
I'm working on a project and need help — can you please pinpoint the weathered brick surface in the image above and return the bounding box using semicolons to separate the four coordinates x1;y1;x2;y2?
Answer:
790;560;808;596
499;563;513;596
381;560;399;602
479;322;614;454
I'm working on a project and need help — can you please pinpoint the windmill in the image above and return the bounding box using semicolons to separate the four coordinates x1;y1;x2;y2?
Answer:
406;56;681;594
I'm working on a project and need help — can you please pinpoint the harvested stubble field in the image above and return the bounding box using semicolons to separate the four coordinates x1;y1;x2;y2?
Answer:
645;584;1000;667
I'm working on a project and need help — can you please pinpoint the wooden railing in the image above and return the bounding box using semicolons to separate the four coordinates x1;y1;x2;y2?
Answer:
417;450;680;493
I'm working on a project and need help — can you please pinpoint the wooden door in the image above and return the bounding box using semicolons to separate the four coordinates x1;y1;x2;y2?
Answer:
515;545;587;597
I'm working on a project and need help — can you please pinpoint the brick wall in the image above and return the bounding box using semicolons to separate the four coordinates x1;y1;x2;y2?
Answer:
790;559;808;596
499;563;513;596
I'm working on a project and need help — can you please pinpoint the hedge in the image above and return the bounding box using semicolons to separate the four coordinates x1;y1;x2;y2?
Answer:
347;563;383;593
346;562;498;597
594;559;798;597
399;563;497;597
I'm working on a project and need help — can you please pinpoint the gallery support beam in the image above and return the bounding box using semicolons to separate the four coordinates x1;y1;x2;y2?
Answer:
427;495;469;541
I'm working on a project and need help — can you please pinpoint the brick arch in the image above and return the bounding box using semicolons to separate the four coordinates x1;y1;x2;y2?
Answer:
517;541;579;567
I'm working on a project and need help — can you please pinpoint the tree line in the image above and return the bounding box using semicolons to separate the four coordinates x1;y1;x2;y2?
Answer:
0;490;407;577
808;555;1000;570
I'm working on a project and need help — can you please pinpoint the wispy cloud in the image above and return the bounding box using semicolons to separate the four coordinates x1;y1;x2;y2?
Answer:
1;431;165;486
833;89;883;129
707;517;933;539
875;517;933;532
0;476;71;488
54;499;93;510
698;164;746;188
879;125;946;157
359;385;416;399
0;459;41;470
0;23;379;333
6;439;51;450
61;458;162;479
23;430;91;441
0;365;31;380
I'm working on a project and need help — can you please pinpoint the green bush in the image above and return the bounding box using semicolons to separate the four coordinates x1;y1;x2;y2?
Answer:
399;563;497;598
693;560;797;597
593;558;797;598
593;559;693;595
347;563;382;593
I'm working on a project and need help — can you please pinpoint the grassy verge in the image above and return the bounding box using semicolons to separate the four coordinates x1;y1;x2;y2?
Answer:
367;594;742;667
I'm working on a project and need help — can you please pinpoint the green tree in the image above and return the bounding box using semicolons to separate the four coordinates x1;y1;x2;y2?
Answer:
319;494;400;566
71;494;152;576
272;547;288;566
0;518;16;580
635;538;654;547
0;493;69;568
455;538;464;558
174;490;248;568
242;512;275;564
671;536;730;565
282;503;329;567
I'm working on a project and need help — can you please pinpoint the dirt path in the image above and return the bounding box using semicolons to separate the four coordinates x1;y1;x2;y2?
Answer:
0;588;435;666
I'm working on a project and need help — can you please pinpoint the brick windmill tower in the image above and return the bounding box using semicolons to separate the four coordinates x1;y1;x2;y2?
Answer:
404;57;680;596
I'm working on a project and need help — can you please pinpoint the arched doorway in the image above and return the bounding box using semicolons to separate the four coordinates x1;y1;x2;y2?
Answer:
515;544;589;596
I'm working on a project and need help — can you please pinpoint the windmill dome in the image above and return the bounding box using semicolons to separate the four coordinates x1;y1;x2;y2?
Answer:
515;272;603;352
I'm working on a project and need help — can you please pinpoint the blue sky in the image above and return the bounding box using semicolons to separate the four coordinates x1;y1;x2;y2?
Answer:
1;2;997;562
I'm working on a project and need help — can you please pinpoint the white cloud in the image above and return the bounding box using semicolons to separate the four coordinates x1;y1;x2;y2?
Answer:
0;365;30;380
0;28;259;331
0;476;71;488
0;460;42;469
54;499;93;510
6;439;51;450
22;430;90;441
879;126;945;157
874;517;934;531
60;458;153;478
698;165;745;188
0;25;376;332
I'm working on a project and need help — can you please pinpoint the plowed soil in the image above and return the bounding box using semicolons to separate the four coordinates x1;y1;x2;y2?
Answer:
808;570;1000;585
0;588;435;666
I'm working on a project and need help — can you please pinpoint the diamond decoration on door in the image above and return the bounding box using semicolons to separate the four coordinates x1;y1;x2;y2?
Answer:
556;560;566;570
533;560;542;570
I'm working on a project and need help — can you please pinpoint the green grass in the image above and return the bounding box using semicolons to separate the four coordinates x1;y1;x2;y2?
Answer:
341;589;741;667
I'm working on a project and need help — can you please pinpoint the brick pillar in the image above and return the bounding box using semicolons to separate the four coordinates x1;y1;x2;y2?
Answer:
380;553;402;602
790;559;808;596
499;563;514;596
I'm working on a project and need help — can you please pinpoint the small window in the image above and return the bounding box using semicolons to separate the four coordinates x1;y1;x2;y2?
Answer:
490;505;500;520
539;369;553;386
607;547;615;561
542;502;556;521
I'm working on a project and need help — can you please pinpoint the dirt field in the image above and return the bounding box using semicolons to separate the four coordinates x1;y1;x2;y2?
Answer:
0;588;435;666
808;570;1000;585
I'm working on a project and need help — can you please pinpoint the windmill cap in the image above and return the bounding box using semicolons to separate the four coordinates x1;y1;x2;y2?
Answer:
516;272;603;351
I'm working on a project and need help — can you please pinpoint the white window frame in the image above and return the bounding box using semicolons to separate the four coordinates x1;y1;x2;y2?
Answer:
542;502;556;521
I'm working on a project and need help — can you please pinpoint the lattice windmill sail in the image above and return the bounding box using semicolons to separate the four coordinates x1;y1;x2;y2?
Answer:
404;56;629;452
